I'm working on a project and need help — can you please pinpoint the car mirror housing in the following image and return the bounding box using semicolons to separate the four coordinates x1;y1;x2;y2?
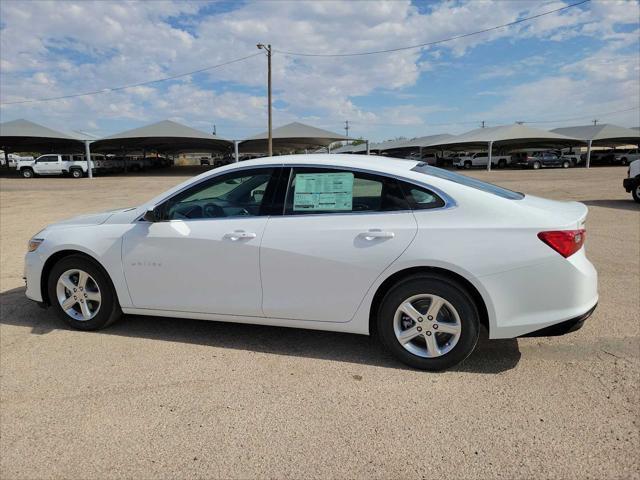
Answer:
143;207;161;222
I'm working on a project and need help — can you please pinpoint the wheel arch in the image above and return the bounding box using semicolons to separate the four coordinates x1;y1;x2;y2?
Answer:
40;249;113;306
368;266;490;336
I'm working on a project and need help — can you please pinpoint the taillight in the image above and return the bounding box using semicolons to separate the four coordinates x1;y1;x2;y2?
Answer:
538;229;585;258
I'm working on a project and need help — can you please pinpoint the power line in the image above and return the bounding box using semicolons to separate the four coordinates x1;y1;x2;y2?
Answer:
522;106;640;124
0;52;263;106
273;0;590;58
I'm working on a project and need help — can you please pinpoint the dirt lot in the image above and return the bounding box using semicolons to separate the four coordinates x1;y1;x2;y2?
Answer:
1;165;638;479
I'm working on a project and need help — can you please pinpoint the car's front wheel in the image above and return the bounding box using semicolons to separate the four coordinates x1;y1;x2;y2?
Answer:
532;161;541;169
562;160;570;168
633;185;640;203
48;255;122;330
377;274;480;371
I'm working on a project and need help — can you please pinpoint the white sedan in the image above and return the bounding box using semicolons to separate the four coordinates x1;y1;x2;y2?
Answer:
24;155;598;370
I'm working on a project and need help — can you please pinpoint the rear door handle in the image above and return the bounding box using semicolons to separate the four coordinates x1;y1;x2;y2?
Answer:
359;229;395;241
223;230;257;241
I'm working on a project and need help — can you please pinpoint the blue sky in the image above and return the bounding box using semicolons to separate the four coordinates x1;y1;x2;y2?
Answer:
0;0;638;141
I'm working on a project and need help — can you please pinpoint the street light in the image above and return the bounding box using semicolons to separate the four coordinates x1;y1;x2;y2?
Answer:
257;43;273;157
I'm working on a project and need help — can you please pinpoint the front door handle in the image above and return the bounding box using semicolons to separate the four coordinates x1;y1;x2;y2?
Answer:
359;229;395;241
223;230;257;241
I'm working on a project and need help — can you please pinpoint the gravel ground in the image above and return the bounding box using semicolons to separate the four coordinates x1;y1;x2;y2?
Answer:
1;165;638;479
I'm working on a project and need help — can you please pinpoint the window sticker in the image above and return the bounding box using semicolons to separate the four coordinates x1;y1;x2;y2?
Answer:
293;172;354;211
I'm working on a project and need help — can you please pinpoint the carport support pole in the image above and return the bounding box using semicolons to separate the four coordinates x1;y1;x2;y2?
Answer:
84;140;93;179
419;146;423;160
586;140;592;169
366;140;370;155
3;150;9;171
233;140;239;162
487;140;493;172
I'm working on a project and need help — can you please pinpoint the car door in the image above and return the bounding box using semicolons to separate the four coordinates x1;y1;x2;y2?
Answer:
35;154;59;174
260;166;418;323
122;167;280;316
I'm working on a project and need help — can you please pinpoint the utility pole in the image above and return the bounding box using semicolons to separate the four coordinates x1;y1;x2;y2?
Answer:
257;43;273;157
344;120;349;143
481;121;486;128
212;124;216;136
592;119;598;126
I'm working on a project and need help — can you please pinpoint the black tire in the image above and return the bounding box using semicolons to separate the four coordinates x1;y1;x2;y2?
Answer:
464;161;472;169
532;161;541;170
21;168;34;178
71;168;83;178
497;159;506;169
376;274;480;371
620;157;628;166
47;255;122;330
562;160;570;168
633;186;640;203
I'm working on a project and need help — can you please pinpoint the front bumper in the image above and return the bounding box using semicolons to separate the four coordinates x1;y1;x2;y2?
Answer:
623;177;639;193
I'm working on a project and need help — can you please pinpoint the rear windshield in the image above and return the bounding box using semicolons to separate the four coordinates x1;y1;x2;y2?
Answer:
411;163;524;200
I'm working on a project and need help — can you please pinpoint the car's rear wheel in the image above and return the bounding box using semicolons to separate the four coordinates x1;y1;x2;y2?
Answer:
377;274;480;371
633;185;640;203
48;255;121;330
498;159;506;169
562;160;570;168
464;161;472;169
71;168;83;178
620;157;628;166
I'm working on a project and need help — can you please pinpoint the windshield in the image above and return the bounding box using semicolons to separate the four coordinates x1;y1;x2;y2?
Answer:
411;163;524;200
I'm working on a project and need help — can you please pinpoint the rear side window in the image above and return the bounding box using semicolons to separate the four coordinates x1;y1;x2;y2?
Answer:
284;168;409;214
398;181;445;210
412;164;524;200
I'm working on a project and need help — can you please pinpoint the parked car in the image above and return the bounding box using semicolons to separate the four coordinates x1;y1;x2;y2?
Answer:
583;150;615;165
615;149;640;166
453;152;511;169
1;151;33;168
623;159;640;203
16;154;100;178
200;157;211;166
514;151;572;169
24;155;597;371
558;150;582;167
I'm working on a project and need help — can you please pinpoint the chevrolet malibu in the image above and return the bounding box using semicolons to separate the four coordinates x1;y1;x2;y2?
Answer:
24;155;598;370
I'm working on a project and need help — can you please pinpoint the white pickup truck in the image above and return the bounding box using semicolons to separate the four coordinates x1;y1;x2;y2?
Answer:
623;159;640;203
453;152;511;169
16;154;103;178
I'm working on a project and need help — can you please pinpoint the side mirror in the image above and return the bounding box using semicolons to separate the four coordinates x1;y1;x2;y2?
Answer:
143;206;161;222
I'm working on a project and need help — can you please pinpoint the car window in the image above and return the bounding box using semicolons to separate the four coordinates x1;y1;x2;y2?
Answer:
398;181;445;210
161;168;275;220
284;168;409;215
37;155;58;163
412;163;524;200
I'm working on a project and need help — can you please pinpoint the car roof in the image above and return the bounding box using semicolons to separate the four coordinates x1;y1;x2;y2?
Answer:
229;154;420;176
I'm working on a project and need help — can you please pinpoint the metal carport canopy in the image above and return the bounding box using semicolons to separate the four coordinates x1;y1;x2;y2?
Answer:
239;122;351;154
0;119;85;153
550;124;640;146
550;124;640;168
426;124;585;171
395;134;455;149
91;120;232;154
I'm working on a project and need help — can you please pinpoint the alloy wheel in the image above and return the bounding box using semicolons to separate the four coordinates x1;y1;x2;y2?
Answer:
393;294;462;358
56;269;102;321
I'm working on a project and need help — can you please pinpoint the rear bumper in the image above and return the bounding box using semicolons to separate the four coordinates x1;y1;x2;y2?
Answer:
623;177;639;192
481;250;598;339
519;303;597;337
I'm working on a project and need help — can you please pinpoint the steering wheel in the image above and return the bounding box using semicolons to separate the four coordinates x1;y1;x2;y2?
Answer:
203;203;226;218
